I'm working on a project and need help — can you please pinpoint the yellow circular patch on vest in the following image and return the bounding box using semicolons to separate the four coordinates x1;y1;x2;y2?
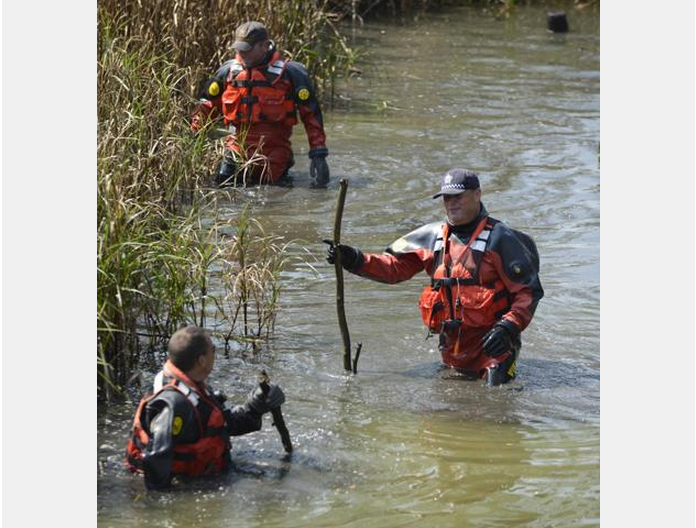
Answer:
172;416;183;436
297;88;310;101
208;81;220;97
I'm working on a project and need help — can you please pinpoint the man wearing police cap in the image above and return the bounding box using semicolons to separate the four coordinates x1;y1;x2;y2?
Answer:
325;169;544;385
192;21;330;188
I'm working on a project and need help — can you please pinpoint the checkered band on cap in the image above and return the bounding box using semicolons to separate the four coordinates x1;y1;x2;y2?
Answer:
441;182;469;192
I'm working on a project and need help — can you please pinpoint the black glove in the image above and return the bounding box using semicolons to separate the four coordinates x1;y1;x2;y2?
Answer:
482;320;519;357
323;240;364;272
212;389;227;406
309;156;330;188
245;384;286;415
215;152;238;187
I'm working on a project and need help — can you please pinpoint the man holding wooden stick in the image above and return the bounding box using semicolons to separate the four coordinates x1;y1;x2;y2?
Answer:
325;169;544;386
126;326;287;489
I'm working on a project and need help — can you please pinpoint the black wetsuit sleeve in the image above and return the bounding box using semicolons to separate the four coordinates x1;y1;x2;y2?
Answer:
488;224;544;331
140;390;198;490
224;404;263;436
199;60;234;101
141;404;175;490
285;61;326;149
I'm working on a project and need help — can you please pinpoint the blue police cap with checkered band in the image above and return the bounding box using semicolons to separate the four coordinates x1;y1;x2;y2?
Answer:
432;168;480;199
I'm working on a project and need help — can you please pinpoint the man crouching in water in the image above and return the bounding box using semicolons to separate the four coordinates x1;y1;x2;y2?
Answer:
325;169;543;385
126;326;285;489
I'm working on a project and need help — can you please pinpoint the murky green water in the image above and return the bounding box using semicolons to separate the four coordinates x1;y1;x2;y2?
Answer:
98;4;599;526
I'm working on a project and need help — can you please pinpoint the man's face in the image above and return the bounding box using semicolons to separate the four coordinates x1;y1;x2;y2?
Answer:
443;188;481;225
199;340;216;380
237;40;271;68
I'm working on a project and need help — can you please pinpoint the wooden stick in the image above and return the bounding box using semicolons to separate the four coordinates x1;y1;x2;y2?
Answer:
352;342;362;374
259;370;293;454
333;179;352;372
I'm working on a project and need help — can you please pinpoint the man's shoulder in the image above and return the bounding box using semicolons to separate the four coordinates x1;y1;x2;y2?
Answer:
150;385;189;405
285;60;309;73
486;219;540;271
487;218;530;244
487;216;516;236
214;59;243;80
284;60;311;82
387;220;443;255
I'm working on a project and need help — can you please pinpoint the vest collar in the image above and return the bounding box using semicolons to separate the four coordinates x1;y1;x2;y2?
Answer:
234;49;283;71
163;359;206;395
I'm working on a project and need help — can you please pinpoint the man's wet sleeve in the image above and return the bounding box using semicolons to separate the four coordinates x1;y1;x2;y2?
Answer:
190;62;232;131
141;405;175;490
358;250;430;284
224;405;263;437
489;227;544;331
285;61;327;150
356;222;441;283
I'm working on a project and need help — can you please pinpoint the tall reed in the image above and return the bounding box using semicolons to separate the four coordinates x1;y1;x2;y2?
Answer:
98;0;358;100
97;15;293;400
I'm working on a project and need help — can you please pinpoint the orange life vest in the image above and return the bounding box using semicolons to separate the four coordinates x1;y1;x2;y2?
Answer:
418;217;510;334
126;361;229;477
221;51;297;127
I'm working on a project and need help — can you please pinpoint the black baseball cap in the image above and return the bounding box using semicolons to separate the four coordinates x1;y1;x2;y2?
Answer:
232;21;269;51
432;168;481;199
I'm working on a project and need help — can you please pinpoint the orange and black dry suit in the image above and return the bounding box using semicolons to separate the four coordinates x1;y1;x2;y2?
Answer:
126;360;264;490
351;204;543;378
191;46;327;183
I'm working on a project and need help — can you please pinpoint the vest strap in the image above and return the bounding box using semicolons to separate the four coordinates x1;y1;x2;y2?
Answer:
230;79;272;88
440;217;489;319
203;425;227;437
432;277;479;289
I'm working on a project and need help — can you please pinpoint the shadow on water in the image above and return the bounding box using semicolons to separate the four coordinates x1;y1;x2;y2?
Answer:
519;357;599;390
381;355;598;391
